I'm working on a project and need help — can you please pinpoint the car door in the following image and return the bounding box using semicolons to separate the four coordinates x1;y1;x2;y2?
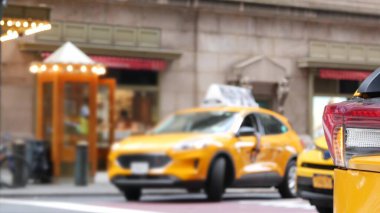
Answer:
255;112;290;176
234;113;260;176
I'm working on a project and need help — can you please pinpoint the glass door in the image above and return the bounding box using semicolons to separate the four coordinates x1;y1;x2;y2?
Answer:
62;83;90;161
41;82;54;146
97;78;115;170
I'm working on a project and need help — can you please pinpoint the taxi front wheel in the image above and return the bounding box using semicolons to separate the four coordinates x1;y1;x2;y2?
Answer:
205;157;226;202
278;160;297;198
122;187;142;201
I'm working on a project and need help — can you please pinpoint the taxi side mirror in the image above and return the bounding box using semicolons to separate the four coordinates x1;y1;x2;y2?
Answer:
236;127;257;137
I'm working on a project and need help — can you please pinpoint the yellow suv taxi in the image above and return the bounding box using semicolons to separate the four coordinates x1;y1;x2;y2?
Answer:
323;69;380;213
108;106;304;201
297;136;334;213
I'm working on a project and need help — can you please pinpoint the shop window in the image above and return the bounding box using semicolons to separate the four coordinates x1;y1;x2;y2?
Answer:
339;80;360;94
104;69;158;86
114;89;158;139
314;78;339;94
314;78;360;94
103;69;159;139
312;96;348;138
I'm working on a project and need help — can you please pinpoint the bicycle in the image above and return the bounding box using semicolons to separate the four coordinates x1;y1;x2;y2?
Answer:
0;135;30;188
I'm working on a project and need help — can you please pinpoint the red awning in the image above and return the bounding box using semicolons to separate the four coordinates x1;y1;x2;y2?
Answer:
41;53;167;72
319;69;371;81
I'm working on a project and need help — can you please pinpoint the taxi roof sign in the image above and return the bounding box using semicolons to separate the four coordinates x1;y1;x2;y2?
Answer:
202;84;259;107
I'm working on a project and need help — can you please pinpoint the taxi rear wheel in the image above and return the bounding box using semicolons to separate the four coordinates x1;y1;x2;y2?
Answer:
278;160;297;198
122;187;142;201
205;157;226;202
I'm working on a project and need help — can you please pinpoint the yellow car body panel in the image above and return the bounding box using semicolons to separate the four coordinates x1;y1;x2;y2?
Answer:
296;137;334;210
315;136;329;150
297;149;334;178
348;156;380;173
108;132;229;181
108;106;303;189
335;168;380;213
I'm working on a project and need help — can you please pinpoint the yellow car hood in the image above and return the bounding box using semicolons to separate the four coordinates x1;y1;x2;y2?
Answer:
117;132;226;152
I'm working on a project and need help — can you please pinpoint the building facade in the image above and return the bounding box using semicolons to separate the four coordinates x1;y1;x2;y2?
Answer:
2;0;380;142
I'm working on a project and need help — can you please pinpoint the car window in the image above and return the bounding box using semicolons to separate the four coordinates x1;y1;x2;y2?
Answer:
256;113;288;135
239;114;259;132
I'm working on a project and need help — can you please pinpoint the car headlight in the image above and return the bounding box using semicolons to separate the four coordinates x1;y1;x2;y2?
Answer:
173;138;215;151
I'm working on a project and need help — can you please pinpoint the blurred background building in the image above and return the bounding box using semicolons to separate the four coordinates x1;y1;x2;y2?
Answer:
2;0;380;161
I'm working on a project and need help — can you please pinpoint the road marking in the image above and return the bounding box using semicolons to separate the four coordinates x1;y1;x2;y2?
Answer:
239;199;315;210
0;199;160;213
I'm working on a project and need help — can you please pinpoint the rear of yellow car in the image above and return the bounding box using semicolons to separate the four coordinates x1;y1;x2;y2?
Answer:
323;68;380;213
297;137;334;213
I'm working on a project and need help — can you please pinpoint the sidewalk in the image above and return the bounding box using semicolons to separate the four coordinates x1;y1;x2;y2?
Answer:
0;172;118;197
0;183;118;197
0;172;277;197
0;172;190;197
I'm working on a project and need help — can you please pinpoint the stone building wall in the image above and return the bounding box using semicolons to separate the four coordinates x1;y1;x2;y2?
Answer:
3;0;380;136
1;41;38;137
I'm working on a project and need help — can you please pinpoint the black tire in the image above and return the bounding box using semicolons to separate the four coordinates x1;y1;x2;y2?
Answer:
205;157;226;202
0;155;30;188
122;187;142;201
278;160;297;198
316;206;333;213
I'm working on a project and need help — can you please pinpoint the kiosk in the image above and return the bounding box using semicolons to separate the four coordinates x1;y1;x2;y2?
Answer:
31;42;115;179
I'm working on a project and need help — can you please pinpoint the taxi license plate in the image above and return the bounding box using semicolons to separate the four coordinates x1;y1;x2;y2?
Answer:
131;162;149;175
312;174;333;189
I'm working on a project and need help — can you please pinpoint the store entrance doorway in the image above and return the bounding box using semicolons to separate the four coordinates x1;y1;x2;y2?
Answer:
104;69;159;141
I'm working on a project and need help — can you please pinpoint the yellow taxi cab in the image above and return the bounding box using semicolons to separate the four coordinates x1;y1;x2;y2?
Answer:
297;136;334;213
323;69;380;213
108;85;304;201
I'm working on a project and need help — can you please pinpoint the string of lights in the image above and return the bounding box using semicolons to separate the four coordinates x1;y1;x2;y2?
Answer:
0;18;51;42
29;63;107;75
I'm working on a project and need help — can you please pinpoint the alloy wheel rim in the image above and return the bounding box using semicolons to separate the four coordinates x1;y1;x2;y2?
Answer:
288;165;297;195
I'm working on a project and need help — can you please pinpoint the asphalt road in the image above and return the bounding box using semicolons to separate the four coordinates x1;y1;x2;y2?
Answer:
0;189;318;213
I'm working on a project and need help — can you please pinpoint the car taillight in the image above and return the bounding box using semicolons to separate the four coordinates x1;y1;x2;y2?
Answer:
345;128;380;163
332;126;345;167
322;101;380;168
323;104;344;167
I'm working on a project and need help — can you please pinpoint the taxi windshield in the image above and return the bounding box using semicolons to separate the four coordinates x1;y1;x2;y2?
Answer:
152;111;237;134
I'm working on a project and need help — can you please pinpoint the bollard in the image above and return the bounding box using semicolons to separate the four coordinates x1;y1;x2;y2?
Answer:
75;140;88;186
12;139;26;187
